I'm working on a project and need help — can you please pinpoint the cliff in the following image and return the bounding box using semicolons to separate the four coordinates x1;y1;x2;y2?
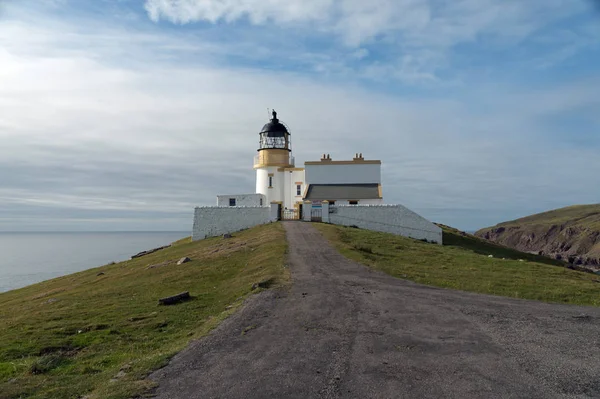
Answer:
475;204;600;268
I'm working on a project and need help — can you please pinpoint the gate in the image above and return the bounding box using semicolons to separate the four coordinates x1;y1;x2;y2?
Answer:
282;209;300;220
311;208;322;222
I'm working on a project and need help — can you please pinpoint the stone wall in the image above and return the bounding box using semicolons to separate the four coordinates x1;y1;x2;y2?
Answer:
216;194;266;207
192;206;275;241
328;205;442;244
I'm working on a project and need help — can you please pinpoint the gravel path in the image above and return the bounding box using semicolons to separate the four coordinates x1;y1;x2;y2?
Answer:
150;222;600;398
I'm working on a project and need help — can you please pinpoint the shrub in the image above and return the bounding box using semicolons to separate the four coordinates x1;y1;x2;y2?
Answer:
29;355;70;375
354;244;374;254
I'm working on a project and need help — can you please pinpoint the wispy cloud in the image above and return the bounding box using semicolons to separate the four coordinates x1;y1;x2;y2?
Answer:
141;0;598;84
143;0;585;47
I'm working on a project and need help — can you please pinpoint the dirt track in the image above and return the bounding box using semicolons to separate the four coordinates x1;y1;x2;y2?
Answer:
150;222;600;398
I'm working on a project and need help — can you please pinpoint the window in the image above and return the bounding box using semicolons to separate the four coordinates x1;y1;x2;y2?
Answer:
349;200;358;205
229;198;236;207
269;176;273;188
329;200;336;206
296;184;302;196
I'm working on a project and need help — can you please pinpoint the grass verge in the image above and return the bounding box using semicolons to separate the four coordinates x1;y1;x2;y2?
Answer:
0;223;288;399
314;223;600;306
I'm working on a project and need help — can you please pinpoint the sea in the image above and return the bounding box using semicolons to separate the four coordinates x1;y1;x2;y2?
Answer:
0;232;188;293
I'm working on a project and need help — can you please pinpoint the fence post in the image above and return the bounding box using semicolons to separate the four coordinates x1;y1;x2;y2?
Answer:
321;201;330;223
303;201;312;222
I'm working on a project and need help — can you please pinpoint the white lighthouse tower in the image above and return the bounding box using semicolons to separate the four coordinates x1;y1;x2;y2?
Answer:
254;110;302;210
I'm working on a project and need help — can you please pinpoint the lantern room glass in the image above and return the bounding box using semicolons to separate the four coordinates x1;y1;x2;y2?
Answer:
259;132;291;151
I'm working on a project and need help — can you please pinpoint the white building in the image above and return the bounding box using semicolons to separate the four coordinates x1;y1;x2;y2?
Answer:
193;110;442;243
304;154;383;207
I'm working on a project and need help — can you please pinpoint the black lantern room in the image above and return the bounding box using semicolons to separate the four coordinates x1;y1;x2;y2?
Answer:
259;110;291;152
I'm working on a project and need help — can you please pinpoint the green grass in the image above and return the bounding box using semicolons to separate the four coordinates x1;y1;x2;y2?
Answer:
314;223;600;307
0;223;289;399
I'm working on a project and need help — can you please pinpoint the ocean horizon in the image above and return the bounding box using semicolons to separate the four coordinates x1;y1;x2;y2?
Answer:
0;231;189;293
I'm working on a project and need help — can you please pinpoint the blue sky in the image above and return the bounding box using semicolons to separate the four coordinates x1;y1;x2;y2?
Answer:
0;0;599;231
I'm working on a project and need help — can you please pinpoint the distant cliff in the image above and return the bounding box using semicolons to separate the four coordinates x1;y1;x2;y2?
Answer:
475;204;600;268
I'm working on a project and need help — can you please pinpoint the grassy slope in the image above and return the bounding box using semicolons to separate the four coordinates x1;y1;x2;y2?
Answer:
494;204;600;229
0;223;288;399
314;223;600;306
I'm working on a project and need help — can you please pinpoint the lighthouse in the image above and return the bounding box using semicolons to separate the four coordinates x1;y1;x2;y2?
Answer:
254;110;304;211
195;109;442;245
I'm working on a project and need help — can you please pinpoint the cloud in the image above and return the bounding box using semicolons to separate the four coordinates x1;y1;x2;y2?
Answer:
143;0;587;47
144;0;332;25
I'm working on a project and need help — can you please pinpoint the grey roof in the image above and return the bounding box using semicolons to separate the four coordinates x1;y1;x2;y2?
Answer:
304;184;380;200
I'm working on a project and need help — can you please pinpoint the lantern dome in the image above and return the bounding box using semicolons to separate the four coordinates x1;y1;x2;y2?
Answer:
259;110;291;152
261;110;289;137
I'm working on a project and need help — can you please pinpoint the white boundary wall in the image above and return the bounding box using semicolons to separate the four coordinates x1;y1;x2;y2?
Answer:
192;206;276;241
217;194;265;207
328;205;442;244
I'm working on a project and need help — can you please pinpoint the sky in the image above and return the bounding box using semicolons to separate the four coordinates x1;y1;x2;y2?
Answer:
0;0;599;232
